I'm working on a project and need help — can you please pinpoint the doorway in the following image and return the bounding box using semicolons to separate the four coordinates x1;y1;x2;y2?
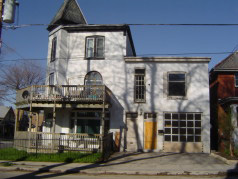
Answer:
144;113;157;150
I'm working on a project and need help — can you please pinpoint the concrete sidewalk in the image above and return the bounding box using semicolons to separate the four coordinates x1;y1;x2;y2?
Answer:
0;152;237;176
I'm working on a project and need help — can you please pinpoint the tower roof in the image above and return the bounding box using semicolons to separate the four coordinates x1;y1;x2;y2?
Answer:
47;0;87;31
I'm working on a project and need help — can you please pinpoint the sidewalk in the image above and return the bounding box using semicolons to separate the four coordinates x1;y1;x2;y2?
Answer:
0;152;237;176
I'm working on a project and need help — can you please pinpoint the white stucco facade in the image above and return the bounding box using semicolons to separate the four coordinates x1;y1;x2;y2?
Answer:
44;25;211;153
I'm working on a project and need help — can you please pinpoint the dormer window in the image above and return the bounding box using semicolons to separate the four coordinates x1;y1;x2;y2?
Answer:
50;37;57;62
85;36;105;59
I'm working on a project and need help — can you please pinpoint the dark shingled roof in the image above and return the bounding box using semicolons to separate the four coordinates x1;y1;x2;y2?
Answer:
47;0;87;31
0;106;11;119
212;52;238;71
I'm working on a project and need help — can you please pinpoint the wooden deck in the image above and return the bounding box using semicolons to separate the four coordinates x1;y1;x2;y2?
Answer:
16;85;110;109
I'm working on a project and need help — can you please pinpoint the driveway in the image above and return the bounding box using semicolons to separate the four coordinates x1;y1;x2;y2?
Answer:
98;152;235;175
0;152;237;176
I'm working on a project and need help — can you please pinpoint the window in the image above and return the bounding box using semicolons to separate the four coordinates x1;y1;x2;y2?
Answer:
49;73;54;85
134;69;146;102
126;112;138;119
70;111;106;134
235;73;238;87
84;71;103;85
144;112;157;119
77;119;100;134
85;36;105;59
164;112;202;142
168;73;186;96
50;37;57;62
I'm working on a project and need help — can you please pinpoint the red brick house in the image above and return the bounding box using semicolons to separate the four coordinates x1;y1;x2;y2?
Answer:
210;52;238;151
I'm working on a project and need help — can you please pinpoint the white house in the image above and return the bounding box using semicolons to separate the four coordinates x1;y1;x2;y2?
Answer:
15;0;211;153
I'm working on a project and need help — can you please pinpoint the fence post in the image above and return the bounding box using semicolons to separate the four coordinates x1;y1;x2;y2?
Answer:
36;134;38;157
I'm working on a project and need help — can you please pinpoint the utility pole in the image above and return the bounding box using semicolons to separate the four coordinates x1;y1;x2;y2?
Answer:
0;0;4;52
0;0;19;53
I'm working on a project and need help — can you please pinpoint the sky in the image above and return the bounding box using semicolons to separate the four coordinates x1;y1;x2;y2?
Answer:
2;0;238;72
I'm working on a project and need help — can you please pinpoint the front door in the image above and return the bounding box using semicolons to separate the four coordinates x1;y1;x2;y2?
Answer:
144;113;157;150
144;121;157;150
126;112;139;151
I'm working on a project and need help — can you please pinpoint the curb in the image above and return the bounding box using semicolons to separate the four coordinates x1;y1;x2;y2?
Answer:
210;152;238;165
0;166;235;176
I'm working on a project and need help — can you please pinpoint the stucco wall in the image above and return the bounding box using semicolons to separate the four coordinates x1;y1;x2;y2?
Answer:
46;27;210;153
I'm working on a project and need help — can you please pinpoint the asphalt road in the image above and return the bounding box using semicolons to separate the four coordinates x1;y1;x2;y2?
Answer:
0;171;238;179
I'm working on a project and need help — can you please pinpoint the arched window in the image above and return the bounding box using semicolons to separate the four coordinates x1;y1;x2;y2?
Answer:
84;71;103;85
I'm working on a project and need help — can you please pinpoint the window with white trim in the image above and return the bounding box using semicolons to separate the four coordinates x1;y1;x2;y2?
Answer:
168;73;186;97
85;36;105;59
134;69;146;102
49;73;54;85
50;37;57;62
164;112;202;142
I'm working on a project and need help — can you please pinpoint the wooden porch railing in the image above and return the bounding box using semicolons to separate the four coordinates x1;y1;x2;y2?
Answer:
14;131;103;153
16;85;109;106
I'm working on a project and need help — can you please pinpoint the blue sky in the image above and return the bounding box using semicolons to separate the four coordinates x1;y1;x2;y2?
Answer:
2;0;238;71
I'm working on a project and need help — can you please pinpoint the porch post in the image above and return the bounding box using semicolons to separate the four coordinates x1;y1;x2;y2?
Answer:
28;86;33;149
51;98;56;151
100;86;106;153
29;108;32;132
14;109;20;136
52;100;56;133
36;112;39;132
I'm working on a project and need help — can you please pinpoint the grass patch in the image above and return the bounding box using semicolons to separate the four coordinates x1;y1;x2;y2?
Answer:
0;162;13;167
0;148;102;163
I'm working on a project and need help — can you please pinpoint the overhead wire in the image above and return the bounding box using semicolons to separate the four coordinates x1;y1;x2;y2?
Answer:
4;23;238;30
0;51;234;63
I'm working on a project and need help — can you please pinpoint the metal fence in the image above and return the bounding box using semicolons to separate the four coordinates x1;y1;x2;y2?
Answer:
0;132;113;162
14;131;102;153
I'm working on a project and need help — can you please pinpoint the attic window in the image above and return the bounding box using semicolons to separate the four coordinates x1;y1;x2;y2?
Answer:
85;36;105;59
235;73;238;87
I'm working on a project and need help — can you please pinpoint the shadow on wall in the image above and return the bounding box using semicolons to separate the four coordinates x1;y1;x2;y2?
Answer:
121;60;209;153
107;88;125;151
61;31;210;153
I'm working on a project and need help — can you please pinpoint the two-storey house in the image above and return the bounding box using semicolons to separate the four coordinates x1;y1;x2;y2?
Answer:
210;52;238;151
15;0;211;153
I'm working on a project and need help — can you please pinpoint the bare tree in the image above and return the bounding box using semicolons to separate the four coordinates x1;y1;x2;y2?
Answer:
0;61;45;103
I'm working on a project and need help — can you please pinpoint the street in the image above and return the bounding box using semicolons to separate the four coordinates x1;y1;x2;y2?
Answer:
0;171;237;179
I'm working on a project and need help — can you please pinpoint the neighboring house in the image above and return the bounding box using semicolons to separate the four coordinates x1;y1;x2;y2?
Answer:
15;0;211;153
0;106;15;139
210;52;238;151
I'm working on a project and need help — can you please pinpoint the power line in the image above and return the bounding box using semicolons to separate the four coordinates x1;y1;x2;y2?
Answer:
128;23;238;26
4;23;238;29
0;51;234;63
2;41;25;60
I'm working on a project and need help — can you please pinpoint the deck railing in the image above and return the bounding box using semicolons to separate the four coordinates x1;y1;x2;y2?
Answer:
16;85;108;106
14;131;103;153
